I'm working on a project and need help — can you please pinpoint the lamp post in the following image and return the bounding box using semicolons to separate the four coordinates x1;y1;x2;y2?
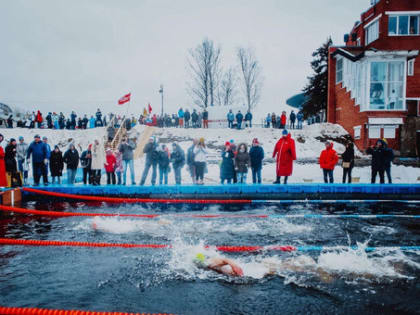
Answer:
159;84;164;117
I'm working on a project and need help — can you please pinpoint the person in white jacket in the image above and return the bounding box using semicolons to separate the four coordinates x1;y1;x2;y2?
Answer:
91;139;105;185
193;137;207;185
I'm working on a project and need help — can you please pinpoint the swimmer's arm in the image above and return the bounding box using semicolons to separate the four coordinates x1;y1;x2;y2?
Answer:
210;258;243;276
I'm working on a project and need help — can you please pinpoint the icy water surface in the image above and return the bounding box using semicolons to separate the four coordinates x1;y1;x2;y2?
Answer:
0;201;420;314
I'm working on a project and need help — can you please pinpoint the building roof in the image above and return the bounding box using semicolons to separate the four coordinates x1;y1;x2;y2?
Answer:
331;47;365;61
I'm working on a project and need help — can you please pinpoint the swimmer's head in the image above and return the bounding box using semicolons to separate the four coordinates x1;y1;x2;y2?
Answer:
195;253;206;263
194;253;209;267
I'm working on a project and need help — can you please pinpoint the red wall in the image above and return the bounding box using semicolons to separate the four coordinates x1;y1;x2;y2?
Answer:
327;0;420;151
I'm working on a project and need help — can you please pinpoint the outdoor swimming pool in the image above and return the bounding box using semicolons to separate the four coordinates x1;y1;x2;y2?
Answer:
0;200;419;314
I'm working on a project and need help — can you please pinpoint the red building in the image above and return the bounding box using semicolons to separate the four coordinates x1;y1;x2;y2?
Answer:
327;0;420;156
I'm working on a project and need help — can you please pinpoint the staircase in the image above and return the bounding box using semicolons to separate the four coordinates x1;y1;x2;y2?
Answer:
107;116;127;151
133;126;156;159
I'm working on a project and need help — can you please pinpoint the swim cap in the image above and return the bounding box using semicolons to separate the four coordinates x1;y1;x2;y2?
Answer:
195;253;205;263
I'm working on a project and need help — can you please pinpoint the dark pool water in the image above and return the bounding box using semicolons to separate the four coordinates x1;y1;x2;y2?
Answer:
1;201;420;314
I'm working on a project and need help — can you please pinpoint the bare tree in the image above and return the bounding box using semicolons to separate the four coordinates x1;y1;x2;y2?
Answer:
217;67;237;106
187;38;221;108
237;47;262;111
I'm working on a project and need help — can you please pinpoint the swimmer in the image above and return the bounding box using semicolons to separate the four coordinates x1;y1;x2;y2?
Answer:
194;253;244;277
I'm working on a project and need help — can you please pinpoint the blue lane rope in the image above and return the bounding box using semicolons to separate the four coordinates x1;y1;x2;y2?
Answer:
269;214;420;219
252;200;420;204
295;245;420;252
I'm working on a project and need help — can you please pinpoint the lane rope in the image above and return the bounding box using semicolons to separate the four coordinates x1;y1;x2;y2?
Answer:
1;205;419;219
0;306;172;315
1;238;419;252
22;187;252;204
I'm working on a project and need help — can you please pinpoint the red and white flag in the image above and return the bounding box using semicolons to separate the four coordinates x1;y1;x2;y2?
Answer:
148;103;152;113
118;93;131;105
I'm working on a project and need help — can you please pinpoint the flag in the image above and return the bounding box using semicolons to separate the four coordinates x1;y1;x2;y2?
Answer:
143;108;148;116
118;93;131;105
148;103;152;113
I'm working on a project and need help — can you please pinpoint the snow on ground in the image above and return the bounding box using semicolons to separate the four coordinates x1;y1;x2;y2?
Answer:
1;123;419;184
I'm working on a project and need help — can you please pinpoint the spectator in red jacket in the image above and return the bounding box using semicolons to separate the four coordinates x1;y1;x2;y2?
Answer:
319;141;339;183
272;129;296;184
104;148;116;185
280;111;287;129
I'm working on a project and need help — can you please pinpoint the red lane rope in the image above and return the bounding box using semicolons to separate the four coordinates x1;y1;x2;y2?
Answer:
0;204;159;218
0;204;267;219
0;238;296;252
22;187;252;204
0;306;172;315
0;238;170;249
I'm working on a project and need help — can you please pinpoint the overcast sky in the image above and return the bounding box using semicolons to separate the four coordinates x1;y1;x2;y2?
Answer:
0;0;370;118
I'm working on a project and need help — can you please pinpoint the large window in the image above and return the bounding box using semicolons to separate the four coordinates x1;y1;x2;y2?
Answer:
336;58;343;83
389;15;420;35
366;20;379;44
369;61;404;110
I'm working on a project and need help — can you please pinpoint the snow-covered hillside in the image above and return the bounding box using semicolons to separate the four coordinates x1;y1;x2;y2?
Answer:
1;123;419;184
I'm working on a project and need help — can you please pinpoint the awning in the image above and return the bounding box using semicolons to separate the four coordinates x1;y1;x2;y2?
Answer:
368;117;403;125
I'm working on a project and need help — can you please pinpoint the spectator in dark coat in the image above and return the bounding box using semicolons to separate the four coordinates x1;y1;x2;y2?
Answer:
191;110;199;128
5;139;21;187
235;143;250;184
341;142;354;183
249;138;264;184
158;144;170;185
244;111;253;128
140;137;158;185
5;138;17;173
366;139;387;184
382;139;394;184
220;142;235;184
289;111;296;129
63;144;79;185
184;110;191;128
80;145;93;184
50;145;64;184
26;134;48;186
236;111;244;129
171;143;185;185
202;109;209;128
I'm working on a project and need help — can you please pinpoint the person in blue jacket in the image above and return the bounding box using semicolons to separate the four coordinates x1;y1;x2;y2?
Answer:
42;136;51;184
249;138;264;184
178;108;185;128
297;111;304;129
236;111;244;130
26;134;48;186
227;110;234;129
220;142;235;184
89;116;96;129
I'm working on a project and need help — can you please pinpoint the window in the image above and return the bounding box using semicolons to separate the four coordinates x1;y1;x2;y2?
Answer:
366;20;379;44
368;125;381;139
336;58;343;83
369;61;405;110
383;126;396;139
354;126;361;139
408;59;415;76
388;15;420;35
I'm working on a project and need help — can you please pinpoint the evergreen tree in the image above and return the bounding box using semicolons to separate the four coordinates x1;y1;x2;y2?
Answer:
302;37;332;118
